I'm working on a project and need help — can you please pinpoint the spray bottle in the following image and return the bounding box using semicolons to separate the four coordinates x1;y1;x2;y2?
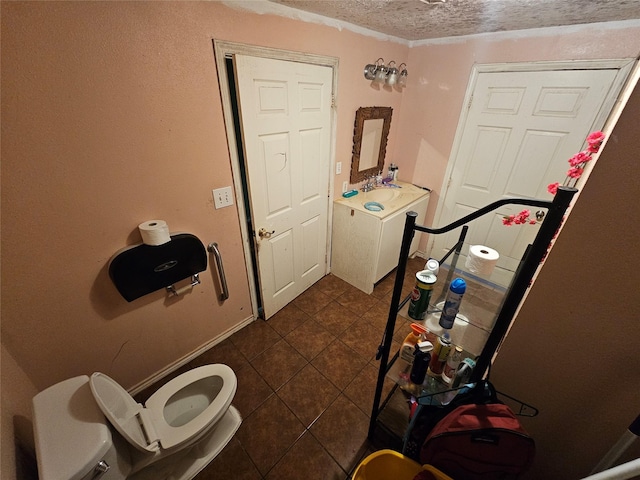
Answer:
439;278;466;329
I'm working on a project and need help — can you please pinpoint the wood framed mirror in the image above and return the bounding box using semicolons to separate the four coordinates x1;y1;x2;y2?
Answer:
350;106;392;183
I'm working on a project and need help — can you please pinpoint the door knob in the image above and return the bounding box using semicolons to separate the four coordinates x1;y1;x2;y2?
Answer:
535;210;546;221
258;228;275;239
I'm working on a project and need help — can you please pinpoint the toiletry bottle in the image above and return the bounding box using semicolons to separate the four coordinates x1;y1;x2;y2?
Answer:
410;341;433;386
408;270;437;321
424;258;440;276
428;332;451;376
387;163;396;181
400;323;427;364
451;357;476;389
442;346;463;384
439;278;467;329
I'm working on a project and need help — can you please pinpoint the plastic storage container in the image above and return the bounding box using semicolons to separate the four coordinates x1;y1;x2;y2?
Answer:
352;449;453;480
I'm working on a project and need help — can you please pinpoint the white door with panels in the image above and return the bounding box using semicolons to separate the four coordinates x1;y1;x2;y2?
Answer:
234;55;333;319
432;67;622;287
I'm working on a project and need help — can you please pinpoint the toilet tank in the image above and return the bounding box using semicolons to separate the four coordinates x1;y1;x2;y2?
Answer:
32;375;131;480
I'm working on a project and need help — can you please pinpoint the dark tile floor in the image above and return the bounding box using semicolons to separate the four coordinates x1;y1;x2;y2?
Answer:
137;256;504;479
136;260;421;479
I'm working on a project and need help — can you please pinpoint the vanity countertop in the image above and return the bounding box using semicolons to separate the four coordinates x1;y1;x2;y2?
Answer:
334;181;430;219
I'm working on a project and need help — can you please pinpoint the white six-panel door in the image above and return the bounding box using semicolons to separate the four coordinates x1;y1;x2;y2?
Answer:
432;68;620;286
234;55;333;319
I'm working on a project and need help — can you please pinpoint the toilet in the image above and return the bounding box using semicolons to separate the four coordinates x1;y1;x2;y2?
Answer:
32;364;241;480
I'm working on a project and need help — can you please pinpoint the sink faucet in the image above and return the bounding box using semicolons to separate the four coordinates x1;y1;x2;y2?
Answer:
361;175;375;192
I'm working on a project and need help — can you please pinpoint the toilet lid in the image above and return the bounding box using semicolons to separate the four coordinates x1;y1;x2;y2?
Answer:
89;373;160;452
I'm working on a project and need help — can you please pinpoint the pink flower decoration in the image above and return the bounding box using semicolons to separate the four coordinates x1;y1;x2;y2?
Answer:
518;209;530;220
587;131;605;145
567;166;584;179
502;215;516;226
569;151;591;167
587;131;605;153
505;131;605;224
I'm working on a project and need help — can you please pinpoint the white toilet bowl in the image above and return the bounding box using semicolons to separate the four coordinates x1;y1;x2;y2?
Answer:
32;364;241;480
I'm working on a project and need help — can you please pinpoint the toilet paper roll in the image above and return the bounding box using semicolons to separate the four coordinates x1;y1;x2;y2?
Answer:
138;220;171;246
465;245;499;276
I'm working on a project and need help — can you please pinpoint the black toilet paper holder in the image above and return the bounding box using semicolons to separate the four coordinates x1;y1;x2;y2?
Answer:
166;273;201;297
109;233;207;302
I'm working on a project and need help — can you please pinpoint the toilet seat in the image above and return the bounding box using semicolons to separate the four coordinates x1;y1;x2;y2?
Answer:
89;364;236;453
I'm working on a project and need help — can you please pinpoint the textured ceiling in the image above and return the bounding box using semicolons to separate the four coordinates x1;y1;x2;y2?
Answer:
268;0;640;41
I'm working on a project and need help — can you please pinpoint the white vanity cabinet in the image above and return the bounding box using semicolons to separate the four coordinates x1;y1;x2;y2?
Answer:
331;183;429;294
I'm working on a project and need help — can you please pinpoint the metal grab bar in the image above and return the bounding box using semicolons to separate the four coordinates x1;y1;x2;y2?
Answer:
207;242;229;301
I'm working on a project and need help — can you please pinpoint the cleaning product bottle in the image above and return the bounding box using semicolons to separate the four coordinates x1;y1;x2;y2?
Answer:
441;357;477;404
424;258;440;276
428;332;451;376
442;346;463;384
451;357;476;389
439;278;467;329
400;323;427;364
408;270;437;321
410;341;433;385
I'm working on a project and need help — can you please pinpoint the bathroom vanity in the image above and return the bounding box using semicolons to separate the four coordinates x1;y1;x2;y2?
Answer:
331;181;429;294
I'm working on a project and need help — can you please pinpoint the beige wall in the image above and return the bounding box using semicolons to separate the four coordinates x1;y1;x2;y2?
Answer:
0;0;408;391
1;345;38;480
2;1;639;478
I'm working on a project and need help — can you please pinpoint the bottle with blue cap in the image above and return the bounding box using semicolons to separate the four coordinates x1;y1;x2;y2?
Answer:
439;277;466;329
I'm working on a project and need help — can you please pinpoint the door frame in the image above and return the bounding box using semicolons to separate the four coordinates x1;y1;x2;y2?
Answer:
430;58;635;260
213;40;339;319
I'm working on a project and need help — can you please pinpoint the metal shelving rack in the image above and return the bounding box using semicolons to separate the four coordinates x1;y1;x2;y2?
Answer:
368;186;578;440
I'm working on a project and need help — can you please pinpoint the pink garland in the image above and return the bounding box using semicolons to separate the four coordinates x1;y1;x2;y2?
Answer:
503;131;605;226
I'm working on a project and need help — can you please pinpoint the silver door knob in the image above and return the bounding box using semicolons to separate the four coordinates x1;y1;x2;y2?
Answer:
258;228;275;239
535;210;546;221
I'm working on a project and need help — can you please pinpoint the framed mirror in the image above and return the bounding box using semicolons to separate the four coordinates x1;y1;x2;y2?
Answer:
350;106;393;183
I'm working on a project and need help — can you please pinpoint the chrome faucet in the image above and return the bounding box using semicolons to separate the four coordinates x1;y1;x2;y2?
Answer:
361;175;375;192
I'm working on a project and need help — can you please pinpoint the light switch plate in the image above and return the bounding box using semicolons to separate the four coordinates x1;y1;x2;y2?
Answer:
213;186;234;209
336;161;342;175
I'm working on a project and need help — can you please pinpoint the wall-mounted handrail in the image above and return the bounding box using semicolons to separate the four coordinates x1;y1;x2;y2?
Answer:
207;242;229;301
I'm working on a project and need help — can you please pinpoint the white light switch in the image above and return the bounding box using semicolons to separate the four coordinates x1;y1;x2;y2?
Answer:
212;187;234;209
336;162;342;175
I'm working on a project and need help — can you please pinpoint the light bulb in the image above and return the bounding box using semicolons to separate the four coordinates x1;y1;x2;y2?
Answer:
374;65;388;84
386;66;398;85
398;69;408;87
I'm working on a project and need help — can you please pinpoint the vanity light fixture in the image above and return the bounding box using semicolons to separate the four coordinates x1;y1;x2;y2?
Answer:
398;63;408;87
363;58;408;88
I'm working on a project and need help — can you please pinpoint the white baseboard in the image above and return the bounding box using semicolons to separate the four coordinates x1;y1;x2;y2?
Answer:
129;315;256;395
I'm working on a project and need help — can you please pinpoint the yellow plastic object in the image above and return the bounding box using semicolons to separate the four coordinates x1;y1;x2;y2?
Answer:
352;449;452;480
